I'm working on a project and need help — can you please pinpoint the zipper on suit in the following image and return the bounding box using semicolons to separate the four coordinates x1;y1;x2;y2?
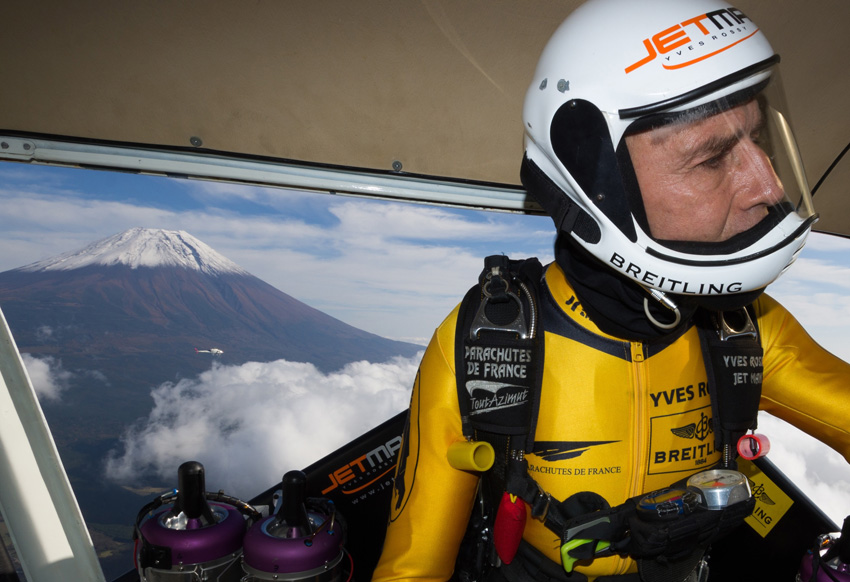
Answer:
629;341;649;498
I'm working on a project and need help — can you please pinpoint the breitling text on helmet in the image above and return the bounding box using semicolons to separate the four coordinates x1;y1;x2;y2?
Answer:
609;252;743;294
625;7;753;73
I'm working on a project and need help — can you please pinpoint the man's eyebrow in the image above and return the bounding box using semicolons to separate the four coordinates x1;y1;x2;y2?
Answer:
680;104;766;166
683;132;740;166
682;110;767;166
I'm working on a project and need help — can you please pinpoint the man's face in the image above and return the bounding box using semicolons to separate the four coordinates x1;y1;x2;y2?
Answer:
626;99;785;243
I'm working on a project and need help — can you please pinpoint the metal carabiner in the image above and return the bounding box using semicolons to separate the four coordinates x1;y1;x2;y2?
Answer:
715;308;758;341
469;268;530;340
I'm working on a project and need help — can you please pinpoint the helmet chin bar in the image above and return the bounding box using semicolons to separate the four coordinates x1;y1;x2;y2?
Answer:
649;203;788;257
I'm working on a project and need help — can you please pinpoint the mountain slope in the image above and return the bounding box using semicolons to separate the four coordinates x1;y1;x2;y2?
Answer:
0;228;421;372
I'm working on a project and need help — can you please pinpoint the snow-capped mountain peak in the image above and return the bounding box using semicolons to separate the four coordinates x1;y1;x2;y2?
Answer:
20;228;250;276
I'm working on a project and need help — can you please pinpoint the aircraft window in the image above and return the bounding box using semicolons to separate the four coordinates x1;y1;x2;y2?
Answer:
0;162;848;579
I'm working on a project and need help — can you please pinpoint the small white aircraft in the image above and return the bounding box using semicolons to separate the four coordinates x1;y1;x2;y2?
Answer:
195;348;223;356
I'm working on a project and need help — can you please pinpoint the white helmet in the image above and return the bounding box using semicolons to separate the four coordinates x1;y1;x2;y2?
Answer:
522;0;817;297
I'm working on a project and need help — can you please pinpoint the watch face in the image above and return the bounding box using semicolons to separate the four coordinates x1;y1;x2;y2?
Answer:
636;488;703;521
687;469;751;509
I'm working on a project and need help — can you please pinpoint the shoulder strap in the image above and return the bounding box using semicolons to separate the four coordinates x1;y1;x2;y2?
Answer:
454;255;545;454
696;305;763;469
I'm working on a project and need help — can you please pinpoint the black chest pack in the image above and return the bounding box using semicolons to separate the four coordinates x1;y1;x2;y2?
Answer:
452;255;762;582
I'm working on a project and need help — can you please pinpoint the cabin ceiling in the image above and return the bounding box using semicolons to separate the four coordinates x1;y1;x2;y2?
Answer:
1;0;847;236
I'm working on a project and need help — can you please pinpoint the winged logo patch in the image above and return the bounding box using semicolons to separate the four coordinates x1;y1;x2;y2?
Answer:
670;412;713;442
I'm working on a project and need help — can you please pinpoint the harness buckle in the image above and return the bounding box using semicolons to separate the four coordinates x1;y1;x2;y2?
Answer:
469;268;530;340
531;485;552;522
715;308;758;341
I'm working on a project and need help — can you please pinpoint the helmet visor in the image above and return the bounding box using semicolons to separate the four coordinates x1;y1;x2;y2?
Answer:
624;69;816;256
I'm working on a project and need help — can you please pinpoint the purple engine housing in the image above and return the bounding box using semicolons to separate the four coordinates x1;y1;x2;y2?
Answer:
242;511;344;577
139;502;247;565
798;530;850;582
798;554;850;582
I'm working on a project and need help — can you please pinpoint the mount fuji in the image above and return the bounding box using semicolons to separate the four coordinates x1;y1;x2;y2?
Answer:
20;227;253;275
0;227;421;375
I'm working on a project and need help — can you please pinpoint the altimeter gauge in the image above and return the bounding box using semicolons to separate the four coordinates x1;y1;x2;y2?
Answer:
687;469;751;510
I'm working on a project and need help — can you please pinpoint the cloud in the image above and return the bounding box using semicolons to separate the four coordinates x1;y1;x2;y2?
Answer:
758;413;850;527
104;353;850;529
36;325;54;342
778;258;850;293
768;243;850;362
804;232;850;254
20;354;72;401
182;179;322;209
0;190;181;270
105;355;421;499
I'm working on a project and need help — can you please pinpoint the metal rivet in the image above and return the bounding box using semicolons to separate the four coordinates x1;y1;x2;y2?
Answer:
190;136;203;147
1;142;8;149
557;79;569;93
392;160;403;172
539;78;548;90
596;193;605;201
23;143;31;150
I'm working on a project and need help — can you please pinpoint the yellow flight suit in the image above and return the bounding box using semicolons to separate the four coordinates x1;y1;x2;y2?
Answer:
372;262;850;581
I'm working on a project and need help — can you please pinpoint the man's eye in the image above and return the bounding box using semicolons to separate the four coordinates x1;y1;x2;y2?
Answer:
699;152;727;170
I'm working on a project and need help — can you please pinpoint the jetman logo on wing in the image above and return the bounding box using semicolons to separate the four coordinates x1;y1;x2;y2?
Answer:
320;435;402;495
626;8;757;73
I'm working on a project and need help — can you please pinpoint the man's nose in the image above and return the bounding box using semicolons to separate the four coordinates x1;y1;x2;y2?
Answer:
739;140;785;207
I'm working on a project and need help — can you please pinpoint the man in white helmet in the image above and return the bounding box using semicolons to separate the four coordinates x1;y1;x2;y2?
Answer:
373;0;850;580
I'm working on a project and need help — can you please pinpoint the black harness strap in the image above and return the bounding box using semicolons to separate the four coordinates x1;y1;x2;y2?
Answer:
696;306;763;469
455;256;544;454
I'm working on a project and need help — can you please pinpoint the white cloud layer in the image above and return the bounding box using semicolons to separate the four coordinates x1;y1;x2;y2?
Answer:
105;355;421;499
758;413;850;526
768;235;850;362
104;353;850;528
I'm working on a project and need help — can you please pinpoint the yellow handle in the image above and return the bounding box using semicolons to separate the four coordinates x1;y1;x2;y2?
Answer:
447;440;495;472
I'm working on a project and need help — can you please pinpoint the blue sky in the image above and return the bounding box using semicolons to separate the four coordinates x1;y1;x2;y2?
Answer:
3;161;850;525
